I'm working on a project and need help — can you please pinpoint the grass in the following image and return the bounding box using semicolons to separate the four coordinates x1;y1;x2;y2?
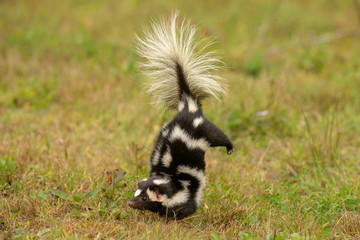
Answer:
1;0;360;239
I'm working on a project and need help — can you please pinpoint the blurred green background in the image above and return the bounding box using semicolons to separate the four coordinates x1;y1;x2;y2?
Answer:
1;0;360;239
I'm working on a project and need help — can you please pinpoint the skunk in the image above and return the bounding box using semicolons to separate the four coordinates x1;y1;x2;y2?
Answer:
128;13;234;219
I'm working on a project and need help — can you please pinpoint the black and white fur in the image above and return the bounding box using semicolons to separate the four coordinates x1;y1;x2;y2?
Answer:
128;13;234;219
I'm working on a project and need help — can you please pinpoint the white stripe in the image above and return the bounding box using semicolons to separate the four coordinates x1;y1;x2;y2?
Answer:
162;128;169;137
162;121;170;130
141;178;148;182
162;121;170;137
162;148;172;167
177;165;205;207
187;97;198;113
134;189;141;197
152;149;160;165
161;180;190;207
146;189;159;202
153;178;169;185
193;117;204;128
146;179;191;207
170;125;210;151
178;101;185;112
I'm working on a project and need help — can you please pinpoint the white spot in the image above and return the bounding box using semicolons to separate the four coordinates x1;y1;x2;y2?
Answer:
152;149;160;165
162;121;170;128
162;148;172;167
178;101;185;112
187;97;198;113
161;180;190;207
170;125;210;151
134;189;141;197
162;128;169;137
193;117;204;128
177;165;206;207
146;189;159;201
256;110;269;117
161;121;171;137
153;178;170;185
141;178;148;182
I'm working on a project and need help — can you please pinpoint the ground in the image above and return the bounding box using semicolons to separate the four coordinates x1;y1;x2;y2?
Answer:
1;0;360;239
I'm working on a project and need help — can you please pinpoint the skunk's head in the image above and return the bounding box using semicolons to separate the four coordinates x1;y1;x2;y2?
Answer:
128;176;173;212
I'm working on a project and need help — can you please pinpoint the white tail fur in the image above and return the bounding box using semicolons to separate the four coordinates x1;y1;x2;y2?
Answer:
136;13;226;109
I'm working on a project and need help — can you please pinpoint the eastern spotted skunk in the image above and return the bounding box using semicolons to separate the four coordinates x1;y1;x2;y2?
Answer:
128;13;234;219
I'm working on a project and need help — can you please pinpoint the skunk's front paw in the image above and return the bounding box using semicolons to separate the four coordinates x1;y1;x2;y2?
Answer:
227;147;235;155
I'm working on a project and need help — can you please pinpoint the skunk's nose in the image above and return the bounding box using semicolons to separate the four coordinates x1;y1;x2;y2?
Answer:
128;200;135;208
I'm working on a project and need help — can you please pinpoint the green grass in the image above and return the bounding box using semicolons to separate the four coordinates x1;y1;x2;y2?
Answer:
1;0;360;239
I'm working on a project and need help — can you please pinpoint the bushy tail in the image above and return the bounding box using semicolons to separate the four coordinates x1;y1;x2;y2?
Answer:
136;13;226;109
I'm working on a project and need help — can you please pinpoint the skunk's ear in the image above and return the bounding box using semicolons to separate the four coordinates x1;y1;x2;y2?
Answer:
154;186;162;200
149;185;163;200
137;178;149;188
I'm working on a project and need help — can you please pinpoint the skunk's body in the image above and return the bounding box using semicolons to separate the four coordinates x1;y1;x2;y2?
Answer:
128;13;234;219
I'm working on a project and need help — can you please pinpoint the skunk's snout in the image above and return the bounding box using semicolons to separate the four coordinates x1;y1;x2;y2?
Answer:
128;200;136;208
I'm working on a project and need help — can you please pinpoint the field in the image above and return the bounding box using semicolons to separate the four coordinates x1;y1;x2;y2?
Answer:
1;0;360;239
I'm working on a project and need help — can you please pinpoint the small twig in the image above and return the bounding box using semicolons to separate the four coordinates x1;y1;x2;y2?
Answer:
308;29;350;46
258;140;272;165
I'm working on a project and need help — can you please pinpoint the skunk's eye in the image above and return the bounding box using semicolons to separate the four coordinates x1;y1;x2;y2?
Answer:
142;196;147;201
